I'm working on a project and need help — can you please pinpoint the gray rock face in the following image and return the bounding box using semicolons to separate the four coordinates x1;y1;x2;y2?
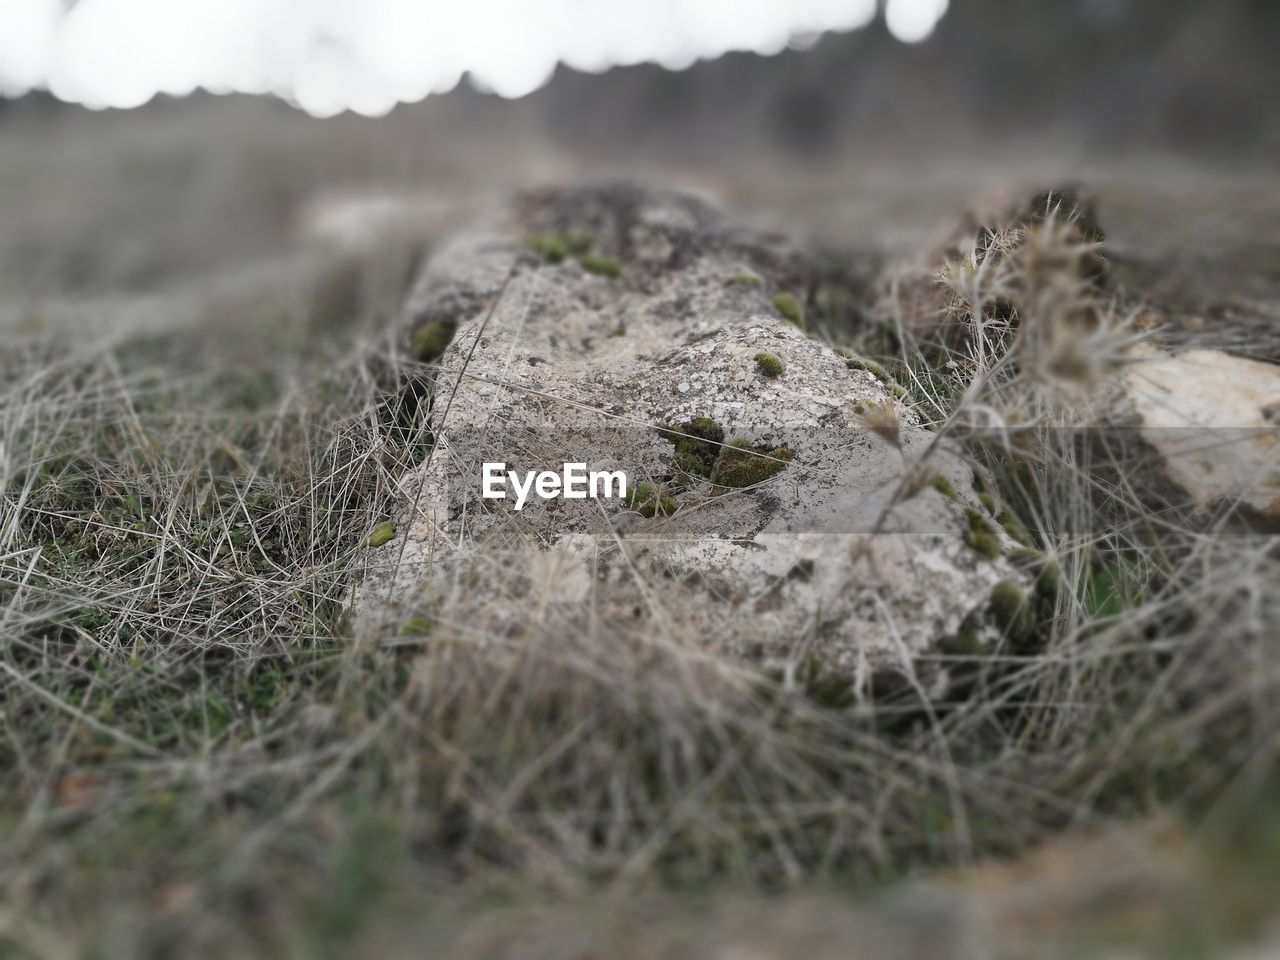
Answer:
359;186;1024;687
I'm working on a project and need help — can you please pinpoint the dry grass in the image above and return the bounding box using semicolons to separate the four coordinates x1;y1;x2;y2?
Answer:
1;191;1277;958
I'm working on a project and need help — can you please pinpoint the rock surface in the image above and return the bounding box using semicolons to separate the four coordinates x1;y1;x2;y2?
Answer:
359;186;1027;685
1117;345;1280;523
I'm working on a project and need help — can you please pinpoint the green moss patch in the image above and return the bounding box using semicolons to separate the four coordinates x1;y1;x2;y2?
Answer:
996;509;1034;548
664;417;726;479
939;625;985;657
628;481;678;518
410;319;457;364
710;438;792;489
753;352;785;378
661;420;791;489
964;507;1001;560
579;253;621;278
845;354;889;381
529;232;593;263
988;580;1036;645
932;473;961;503
771;292;804;329
529;233;568;263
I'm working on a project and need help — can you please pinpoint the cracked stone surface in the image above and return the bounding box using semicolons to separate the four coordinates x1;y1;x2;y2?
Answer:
358;185;1025;683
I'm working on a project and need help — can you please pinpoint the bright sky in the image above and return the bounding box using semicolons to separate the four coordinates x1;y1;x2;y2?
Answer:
0;0;949;117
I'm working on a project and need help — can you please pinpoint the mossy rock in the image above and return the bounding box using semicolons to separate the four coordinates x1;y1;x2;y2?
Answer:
410;319;457;364
932;473;961;503
844;354;888;381
753;352;785;378
1006;549;1061;603
628;481;678;518
964;507;1001;560
663;417;725;479
988;580;1036;646
710;438;792;488
638;495;679;518
628;481;658;506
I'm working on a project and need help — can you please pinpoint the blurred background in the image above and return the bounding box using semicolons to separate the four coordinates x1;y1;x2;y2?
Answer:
0;0;1277;306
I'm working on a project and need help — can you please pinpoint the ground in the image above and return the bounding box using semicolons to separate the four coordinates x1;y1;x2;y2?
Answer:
1;81;1278;958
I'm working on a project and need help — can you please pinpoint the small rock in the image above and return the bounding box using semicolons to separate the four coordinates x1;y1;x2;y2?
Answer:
1118;345;1280;522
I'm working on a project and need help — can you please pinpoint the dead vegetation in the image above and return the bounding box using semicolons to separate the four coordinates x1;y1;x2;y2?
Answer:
1;186;1277;958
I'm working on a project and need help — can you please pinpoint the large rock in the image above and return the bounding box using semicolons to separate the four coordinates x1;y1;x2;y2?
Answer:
358;186;1028;688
